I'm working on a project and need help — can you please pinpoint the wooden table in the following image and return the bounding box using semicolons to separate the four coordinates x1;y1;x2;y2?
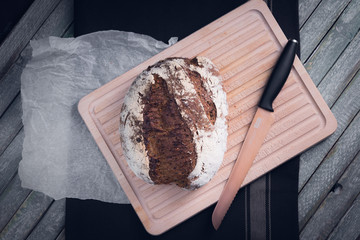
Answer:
0;0;359;239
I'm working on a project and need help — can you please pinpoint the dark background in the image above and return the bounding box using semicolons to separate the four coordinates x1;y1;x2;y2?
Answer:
0;0;34;45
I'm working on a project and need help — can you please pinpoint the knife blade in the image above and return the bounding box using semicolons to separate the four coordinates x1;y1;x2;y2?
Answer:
212;39;298;230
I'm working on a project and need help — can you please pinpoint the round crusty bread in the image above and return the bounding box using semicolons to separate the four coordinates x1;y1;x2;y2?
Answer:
119;56;228;190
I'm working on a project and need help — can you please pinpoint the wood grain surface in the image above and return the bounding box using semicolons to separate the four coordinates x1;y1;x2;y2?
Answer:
328;193;360;240
300;149;360;239
299;0;351;61
0;0;73;238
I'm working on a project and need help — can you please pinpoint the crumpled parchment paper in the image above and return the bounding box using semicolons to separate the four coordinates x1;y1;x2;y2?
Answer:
18;30;177;203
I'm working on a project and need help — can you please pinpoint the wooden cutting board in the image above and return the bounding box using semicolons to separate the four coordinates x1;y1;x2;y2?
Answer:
78;0;337;235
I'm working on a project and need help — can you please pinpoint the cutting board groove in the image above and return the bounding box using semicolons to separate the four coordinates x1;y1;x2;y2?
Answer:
78;0;337;235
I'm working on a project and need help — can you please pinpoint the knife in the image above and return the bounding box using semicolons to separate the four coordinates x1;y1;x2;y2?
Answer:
212;39;298;230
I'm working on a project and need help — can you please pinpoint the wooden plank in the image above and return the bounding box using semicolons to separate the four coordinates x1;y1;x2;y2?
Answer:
0;0;74;117
0;0;61;78
55;229;65;240
299;0;322;27
31;0;74;41
26;199;65;240
0;174;31;232
0;0;73;239
0;58;25;118
63;22;74;38
0;95;22;157
316;31;360;106
304;0;360;86
300;0;351;61
0;2;74;238
300;151;360;239
298;38;360;190
0;189;53;239
327;194;360;240
0;129;24;195
298;110;360;230
0;1;73;238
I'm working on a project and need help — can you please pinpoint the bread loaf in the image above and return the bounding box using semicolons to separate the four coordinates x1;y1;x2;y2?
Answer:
119;57;228;190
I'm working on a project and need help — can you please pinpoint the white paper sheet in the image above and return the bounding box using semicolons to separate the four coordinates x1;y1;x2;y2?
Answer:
19;30;177;203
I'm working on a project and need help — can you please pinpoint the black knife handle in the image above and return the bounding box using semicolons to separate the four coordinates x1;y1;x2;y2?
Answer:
258;39;298;112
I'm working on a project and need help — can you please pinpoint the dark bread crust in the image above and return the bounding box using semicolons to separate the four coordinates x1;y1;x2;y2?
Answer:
142;73;196;188
185;58;217;125
141;57;218;188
